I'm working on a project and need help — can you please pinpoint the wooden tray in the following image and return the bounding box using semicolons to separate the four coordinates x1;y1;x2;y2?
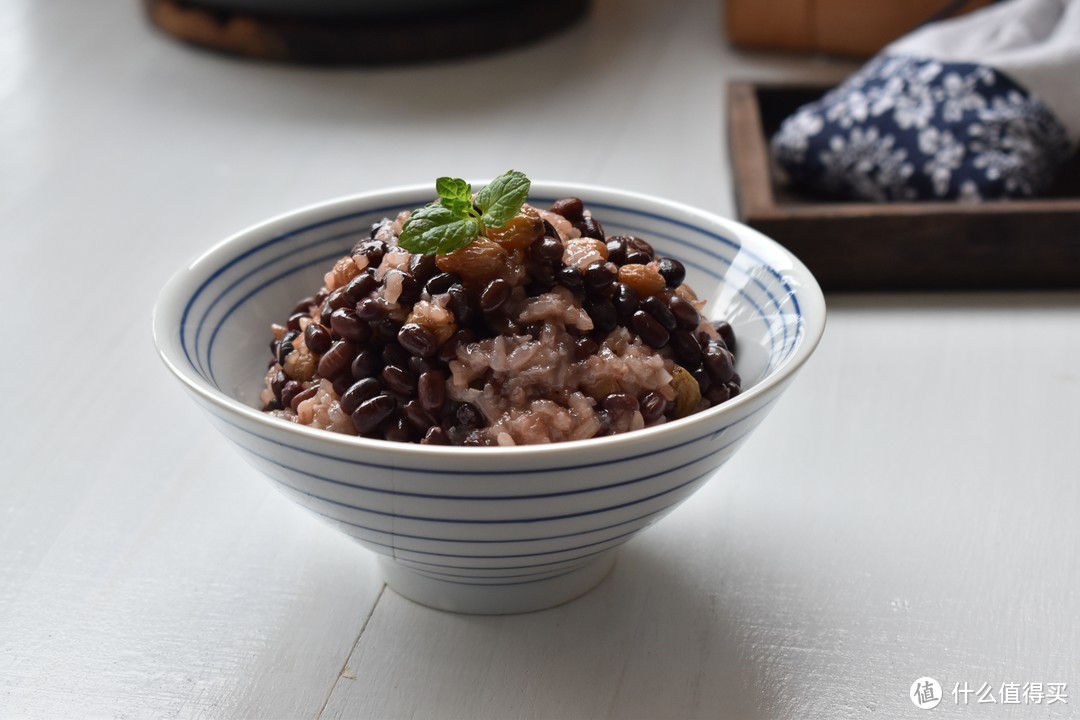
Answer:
728;82;1080;291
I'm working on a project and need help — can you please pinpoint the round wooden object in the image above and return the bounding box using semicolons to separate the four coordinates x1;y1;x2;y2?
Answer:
143;0;592;65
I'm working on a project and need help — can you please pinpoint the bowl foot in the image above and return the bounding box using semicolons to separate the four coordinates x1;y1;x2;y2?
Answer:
377;552;617;615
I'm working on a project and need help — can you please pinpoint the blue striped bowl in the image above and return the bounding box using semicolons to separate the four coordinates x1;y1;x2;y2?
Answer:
153;182;826;614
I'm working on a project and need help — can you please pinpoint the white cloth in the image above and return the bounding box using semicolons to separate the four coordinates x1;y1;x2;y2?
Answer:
887;0;1080;143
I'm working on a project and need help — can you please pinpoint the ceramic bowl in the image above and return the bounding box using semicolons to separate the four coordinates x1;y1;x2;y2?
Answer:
152;181;826;614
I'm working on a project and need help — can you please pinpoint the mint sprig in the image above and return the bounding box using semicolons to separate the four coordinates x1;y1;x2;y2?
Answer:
475;170;531;228
398;170;531;255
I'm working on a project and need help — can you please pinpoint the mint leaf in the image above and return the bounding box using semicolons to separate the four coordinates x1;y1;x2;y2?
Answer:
435;176;477;224
399;170;532;255
435;177;472;205
475;170;530;228
439;196;473;217
398;204;480;255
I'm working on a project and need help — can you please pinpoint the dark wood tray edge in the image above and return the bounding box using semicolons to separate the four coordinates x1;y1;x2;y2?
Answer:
728;81;1080;292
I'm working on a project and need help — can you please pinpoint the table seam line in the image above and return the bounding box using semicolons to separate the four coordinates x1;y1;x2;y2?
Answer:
314;582;387;720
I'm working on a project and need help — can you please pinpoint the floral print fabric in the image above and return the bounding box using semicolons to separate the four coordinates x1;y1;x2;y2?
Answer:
771;55;1071;201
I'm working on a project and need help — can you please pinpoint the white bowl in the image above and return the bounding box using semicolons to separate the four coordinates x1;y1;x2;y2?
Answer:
153;181;826;614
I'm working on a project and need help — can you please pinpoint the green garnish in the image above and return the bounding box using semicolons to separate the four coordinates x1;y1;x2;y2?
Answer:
398;170;531;255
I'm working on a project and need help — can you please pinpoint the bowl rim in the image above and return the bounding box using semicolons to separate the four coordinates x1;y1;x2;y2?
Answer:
153;180;826;458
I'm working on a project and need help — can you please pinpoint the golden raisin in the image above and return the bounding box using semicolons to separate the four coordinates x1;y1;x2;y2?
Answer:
618;263;666;297
283;348;317;382
670;365;702;418
580;237;609;261
486;206;544;251
406;301;457;346
325;255;360;291
583;376;621;403
674;283;701;304
437;237;512;284
563;237;609;269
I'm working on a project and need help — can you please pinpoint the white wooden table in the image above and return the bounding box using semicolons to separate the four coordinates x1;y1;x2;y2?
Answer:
2;1;1077;718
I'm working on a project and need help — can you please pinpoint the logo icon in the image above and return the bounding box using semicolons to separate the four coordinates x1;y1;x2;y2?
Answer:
911;677;942;709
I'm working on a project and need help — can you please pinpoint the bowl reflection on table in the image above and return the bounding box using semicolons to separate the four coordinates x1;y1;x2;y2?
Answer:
152;181;826;614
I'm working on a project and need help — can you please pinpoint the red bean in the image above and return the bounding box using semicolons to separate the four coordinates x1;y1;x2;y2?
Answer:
624;236;654;262
270;370;287;399
425;272;460;295
408;356;435;376
671;329;703;367
631;310;669;349
403;400;437;432
381;365;417;397
584;298;617;334
353;239;386;267
526;265;556;294
557;266;584;292
398;323;437;358
409;254;438;285
342;272;378;305
692;366;712;394
351;394;395;434
602;393;639;415
455;403;483;429
479;279;511;313
351;348;380;380
668;296;700;330
606;237;628;265
703;343;735;383
276;330;299;365
641;295;677;332
418;370;446;414
374;318;402;343
386;269;421;305
549;197;584;222
290;385;318;412
384;418;412;443
657;257;686;287
613;283;640;321
317;339;355;379
330;308;370;342
715;321;737;352
584;262;617;294
529;236;564;265
280;380;302;408
382;342;409;369
574;337;599;361
446;285;474;325
290;296;316;315
705;383;732;405
304;323;332;354
355;297;385;321
640;391;667;424
577;215;604;241
341;378;382;415
327;287;350;311
286;312;307;332
332;373;353;398
594;410;614;436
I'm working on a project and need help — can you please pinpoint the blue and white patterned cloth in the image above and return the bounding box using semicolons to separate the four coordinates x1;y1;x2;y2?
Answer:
771;54;1072;201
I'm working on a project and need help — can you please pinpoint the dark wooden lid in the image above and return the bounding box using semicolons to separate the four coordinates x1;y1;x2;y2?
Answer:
143;0;591;65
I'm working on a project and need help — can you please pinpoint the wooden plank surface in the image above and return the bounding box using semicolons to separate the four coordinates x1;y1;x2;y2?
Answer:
2;0;1078;718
